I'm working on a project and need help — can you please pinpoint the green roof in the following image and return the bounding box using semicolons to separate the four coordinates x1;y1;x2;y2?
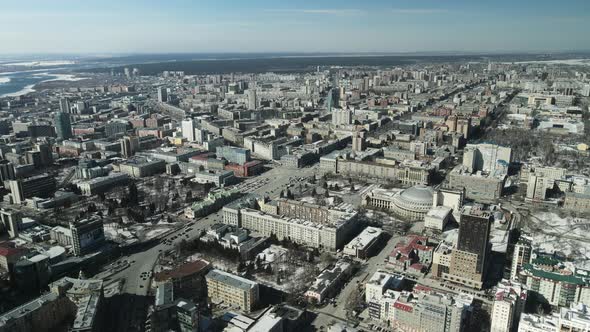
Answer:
522;264;586;285
532;255;561;267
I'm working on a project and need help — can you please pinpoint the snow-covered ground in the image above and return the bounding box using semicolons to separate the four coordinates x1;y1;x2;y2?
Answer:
254;265;308;293
146;228;171;239
2;60;76;67
510;59;590;66
529;212;590;239
33;73;87;82
104;222;172;242
300;196;315;203
526;212;590;268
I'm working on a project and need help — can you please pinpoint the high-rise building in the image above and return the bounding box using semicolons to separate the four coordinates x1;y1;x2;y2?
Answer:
511;235;533;282
332;108;353;126
462;143;512;173
491;280;527;332
104;121;129;137
54;112;72;140
59;98;71;113
7;174;57;204
35;142;53;167
0;160;16;183
158;87;168;103
216;146;251;165
28;125;56;138
444;205;492;289
352;132;366;152
69;218;105;256
0;208;22;238
247;89;257;110
120;136;140;158
181;118;196;142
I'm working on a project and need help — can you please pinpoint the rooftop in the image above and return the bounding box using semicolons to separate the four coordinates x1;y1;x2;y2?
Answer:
206;269;258;291
154;259;211;282
0;293;60;326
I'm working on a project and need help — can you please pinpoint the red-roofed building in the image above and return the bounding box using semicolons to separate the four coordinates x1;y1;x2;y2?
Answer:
154;259;211;299
0;246;26;272
393;301;414;313
413;284;434;295
225;160;263;177
387;235;433;275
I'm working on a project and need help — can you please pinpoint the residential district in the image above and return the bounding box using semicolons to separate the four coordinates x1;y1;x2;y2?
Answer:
0;58;590;332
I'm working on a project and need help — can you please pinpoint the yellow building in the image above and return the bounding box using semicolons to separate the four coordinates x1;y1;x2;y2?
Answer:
206;269;259;313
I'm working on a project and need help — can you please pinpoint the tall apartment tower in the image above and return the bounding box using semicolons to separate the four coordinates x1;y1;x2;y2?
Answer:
59;98;71;113
247;89;257;110
70;218;105;256
490;280;527;332
0;208;23;238
181;118;196;142
157;87;168;103
352;132;366;152
332;109;353;126
54;112;72;140
0;160;16;182
121;136;140;158
445;205;492;289
510;235;533;282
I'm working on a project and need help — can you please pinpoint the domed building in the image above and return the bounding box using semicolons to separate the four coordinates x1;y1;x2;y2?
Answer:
391;185;435;221
363;185;464;223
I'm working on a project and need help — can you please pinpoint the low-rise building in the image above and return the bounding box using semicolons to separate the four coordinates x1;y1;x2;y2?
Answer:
448;165;506;202
184;189;240;219
391;291;474;332
387;235;434;275
424;206;452;231
117;158;166;178
190;169;237;187
343;226;384;259
558;304;590;332
49;277;105;332
364;271;406;321
518;312;560;332
362;185;463;223
564;192;590;212
235;205;356;251
76;173;129;196
0;247;26;273
153;259;211;300
0;292;73;332
304;260;353;303
337;158;433;186
206;269;259;313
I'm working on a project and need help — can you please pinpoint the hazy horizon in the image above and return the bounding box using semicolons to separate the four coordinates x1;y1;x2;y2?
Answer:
1;0;589;54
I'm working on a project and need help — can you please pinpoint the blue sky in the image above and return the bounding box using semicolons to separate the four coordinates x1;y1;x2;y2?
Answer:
1;0;589;54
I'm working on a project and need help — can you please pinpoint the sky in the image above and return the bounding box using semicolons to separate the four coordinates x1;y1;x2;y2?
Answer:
0;0;589;54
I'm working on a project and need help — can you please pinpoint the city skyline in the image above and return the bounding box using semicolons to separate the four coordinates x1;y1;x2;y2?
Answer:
1;0;589;54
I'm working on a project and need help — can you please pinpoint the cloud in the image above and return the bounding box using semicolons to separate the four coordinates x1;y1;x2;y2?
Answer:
391;8;449;14
264;9;365;16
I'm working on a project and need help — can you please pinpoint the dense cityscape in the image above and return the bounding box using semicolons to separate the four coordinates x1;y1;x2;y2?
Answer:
1;2;590;332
